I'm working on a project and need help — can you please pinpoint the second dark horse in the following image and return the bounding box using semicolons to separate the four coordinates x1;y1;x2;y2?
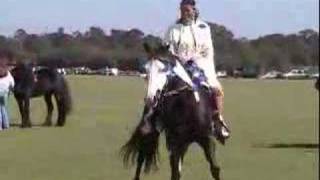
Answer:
11;63;72;128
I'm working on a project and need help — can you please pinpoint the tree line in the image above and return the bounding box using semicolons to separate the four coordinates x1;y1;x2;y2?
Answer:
0;22;318;76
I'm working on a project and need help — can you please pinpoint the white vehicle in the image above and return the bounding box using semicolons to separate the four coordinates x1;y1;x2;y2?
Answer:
283;69;308;79
140;73;147;78
259;70;282;79
109;68;119;76
309;73;319;79
217;70;227;78
57;68;67;75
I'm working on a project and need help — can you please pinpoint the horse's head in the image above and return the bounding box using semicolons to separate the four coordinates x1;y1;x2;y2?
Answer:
143;42;171;105
143;42;193;105
10;62;34;84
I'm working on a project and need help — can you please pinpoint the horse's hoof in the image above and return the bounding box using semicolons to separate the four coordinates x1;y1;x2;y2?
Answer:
55;124;65;127
21;124;32;128
42;123;52;127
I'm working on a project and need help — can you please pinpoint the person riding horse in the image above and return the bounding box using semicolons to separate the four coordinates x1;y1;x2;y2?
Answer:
142;0;230;144
123;43;225;180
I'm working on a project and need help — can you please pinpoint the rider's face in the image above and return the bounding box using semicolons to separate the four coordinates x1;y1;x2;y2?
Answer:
180;4;195;22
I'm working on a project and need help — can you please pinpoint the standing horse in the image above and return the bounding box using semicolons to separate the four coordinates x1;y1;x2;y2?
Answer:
10;63;72;128
121;43;222;180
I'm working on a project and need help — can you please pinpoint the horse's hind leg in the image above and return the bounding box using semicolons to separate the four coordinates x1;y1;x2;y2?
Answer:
54;93;65;127
169;147;186;180
16;98;26;128
23;98;32;128
198;137;221;180
133;152;144;180
43;94;53;126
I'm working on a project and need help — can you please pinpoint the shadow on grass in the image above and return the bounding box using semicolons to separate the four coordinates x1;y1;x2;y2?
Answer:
253;143;319;149
10;123;45;128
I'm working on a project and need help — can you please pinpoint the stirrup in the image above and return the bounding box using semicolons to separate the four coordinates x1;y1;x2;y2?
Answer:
211;115;230;145
219;117;230;134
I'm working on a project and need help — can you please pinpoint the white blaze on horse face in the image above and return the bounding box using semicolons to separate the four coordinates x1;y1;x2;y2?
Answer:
145;60;168;102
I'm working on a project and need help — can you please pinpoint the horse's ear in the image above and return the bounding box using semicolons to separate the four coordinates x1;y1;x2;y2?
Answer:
159;44;170;53
143;42;152;53
163;43;170;50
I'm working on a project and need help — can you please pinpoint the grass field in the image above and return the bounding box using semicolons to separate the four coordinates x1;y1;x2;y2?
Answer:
0;76;318;180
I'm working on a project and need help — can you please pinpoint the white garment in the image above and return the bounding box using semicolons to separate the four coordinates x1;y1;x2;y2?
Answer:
164;19;222;89
0;72;14;96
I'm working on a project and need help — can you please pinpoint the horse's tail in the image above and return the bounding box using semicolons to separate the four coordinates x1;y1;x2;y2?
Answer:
55;76;72;126
121;121;160;173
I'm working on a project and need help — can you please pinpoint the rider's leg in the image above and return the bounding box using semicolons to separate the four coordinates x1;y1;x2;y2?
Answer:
211;87;230;142
212;88;224;121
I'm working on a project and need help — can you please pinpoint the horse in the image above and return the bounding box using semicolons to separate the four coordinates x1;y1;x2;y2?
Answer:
315;78;319;91
10;62;72;128
121;43;222;180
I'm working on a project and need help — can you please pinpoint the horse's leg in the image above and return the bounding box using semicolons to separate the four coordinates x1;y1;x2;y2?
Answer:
133;151;145;180
169;148;184;180
23;97;32;127
177;145;189;176
198;137;221;180
16;98;26;128
54;93;65;127
43;94;53;126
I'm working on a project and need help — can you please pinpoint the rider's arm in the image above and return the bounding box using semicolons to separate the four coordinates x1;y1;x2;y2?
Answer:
202;24;214;60
163;25;175;55
193;22;214;60
163;25;186;66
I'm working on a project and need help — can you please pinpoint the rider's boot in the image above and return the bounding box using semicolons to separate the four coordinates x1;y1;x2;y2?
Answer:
210;89;230;145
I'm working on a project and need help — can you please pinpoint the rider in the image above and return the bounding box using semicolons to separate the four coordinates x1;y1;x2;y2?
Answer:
153;0;230;142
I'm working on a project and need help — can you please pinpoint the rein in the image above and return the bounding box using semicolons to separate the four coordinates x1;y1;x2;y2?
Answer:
163;85;191;97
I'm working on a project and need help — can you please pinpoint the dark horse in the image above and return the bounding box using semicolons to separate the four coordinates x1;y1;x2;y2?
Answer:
10;63;72;128
315;77;319;91
121;43;222;180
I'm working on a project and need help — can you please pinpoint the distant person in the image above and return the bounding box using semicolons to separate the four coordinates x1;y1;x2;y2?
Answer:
0;50;15;131
315;77;319;91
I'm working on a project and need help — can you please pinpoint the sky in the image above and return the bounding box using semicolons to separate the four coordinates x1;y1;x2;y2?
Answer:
0;0;319;39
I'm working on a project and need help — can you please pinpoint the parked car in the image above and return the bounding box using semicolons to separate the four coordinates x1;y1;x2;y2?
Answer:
217;70;228;78
57;68;67;75
309;73;319;79
259;70;283;79
283;69;308;79
108;68;119;76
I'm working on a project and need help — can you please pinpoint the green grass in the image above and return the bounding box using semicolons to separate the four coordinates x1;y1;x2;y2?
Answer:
0;76;318;180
